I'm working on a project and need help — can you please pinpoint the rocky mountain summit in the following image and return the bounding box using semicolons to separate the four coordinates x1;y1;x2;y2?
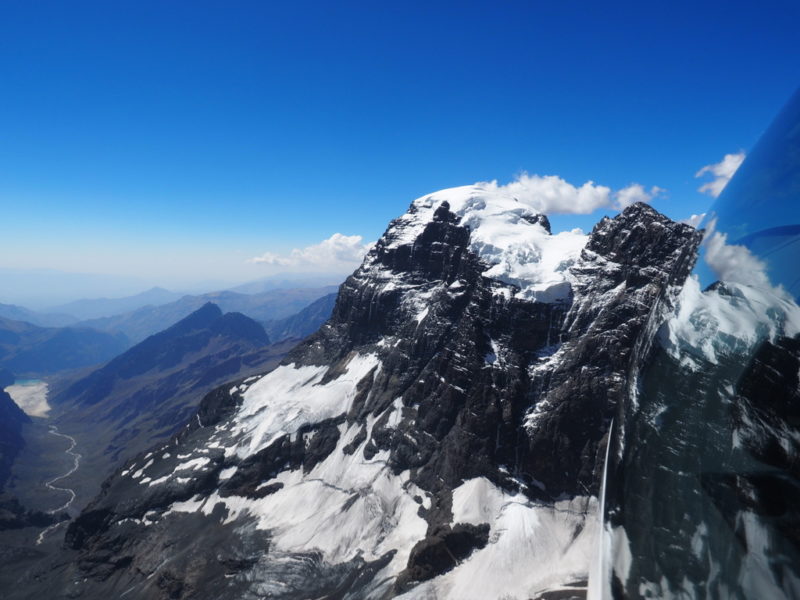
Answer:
14;186;703;599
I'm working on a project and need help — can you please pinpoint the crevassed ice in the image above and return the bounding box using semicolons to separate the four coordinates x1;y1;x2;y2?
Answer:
385;184;588;302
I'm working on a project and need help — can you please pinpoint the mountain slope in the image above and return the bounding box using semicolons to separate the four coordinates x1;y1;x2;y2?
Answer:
49;303;292;501
0;318;128;376
263;292;337;342
49;188;701;600
0;368;28;493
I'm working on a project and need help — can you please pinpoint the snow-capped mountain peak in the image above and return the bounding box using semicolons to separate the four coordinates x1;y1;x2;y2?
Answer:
378;184;587;302
59;194;702;600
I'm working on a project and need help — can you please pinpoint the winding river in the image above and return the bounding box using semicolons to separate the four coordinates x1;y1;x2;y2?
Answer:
43;426;81;513
35;426;82;545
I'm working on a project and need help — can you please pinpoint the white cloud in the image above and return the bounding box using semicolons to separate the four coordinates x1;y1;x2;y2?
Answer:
703;219;769;288
695;151;745;198
483;173;663;215
249;233;374;271
248;174;666;272
681;213;706;228
614;184;665;209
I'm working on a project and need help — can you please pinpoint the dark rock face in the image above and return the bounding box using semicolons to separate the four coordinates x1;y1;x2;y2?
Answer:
524;203;703;496
395;523;490;591
297;202;700;504
24;201;703;599
0;496;64;531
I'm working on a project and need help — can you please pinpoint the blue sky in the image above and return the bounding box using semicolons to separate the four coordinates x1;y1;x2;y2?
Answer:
1;1;798;298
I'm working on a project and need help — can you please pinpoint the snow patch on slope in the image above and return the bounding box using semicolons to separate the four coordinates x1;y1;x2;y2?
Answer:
383;184;587;302
166;417;428;585
233;353;380;456
451;476;508;526
160;352;432;588
405;477;597;600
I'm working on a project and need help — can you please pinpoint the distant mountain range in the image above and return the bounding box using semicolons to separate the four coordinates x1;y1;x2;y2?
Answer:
228;273;345;295
1;274;343;338
0;281;339;378
76;286;338;343
46;287;183;321
0;303;77;328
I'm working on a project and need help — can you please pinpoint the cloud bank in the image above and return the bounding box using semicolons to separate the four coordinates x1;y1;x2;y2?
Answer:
483;173;664;214
695;152;745;198
249;233;374;271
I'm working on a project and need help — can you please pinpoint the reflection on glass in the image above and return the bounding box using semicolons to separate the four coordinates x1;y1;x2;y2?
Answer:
593;88;800;599
701;87;800;296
